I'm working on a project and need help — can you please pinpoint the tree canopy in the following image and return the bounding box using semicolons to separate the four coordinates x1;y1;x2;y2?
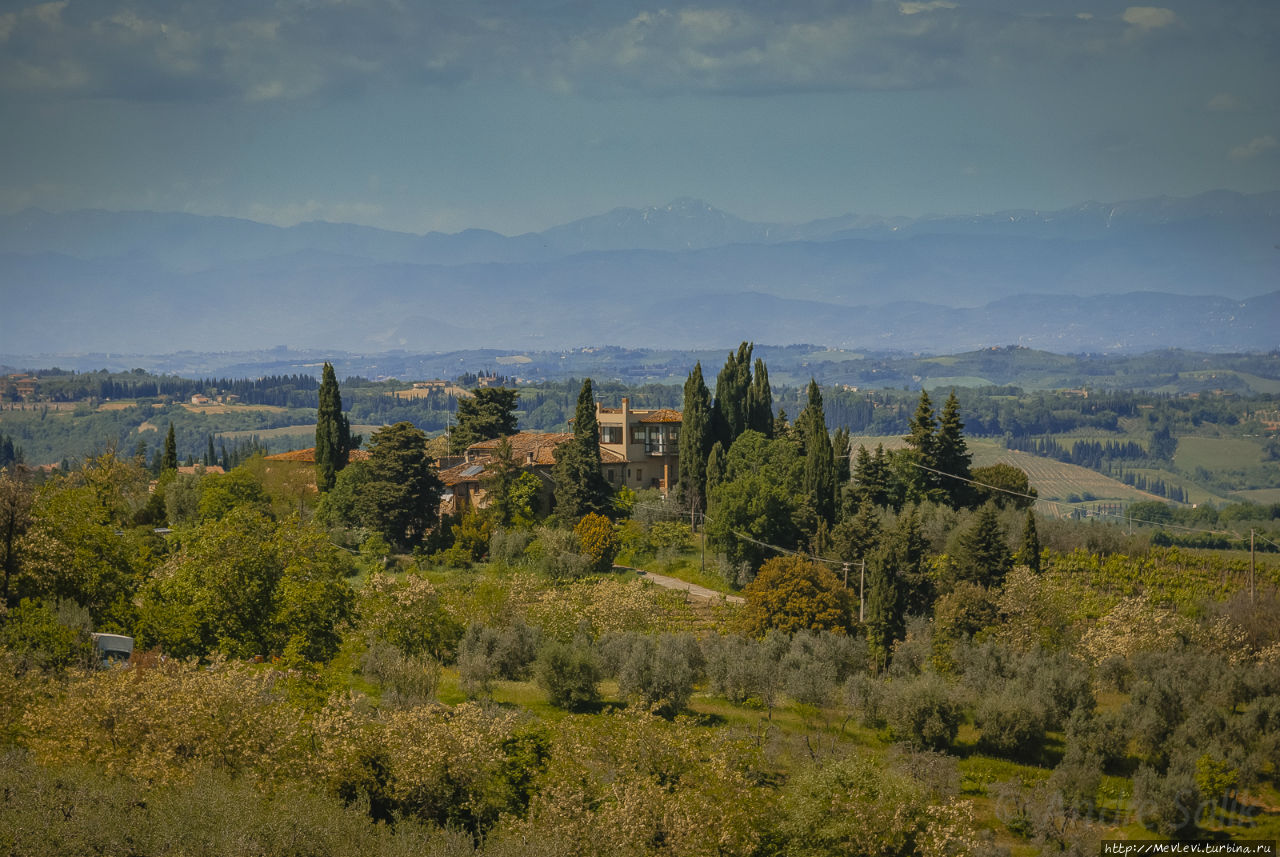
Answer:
450;387;520;455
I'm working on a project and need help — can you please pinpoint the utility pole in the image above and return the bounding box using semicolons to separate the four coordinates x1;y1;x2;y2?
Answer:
859;559;866;623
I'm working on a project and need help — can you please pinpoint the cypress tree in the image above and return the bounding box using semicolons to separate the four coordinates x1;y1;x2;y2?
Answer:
712;342;753;448
799;380;835;524
552;378;612;520
934;390;973;509
746;357;773;437
832;427;851;490
315;362;353;493
162;422;178;472
705;441;726;493
1021;509;1042;574
890;506;933;616
678;363;713;520
205;435;216;468
864;547;903;672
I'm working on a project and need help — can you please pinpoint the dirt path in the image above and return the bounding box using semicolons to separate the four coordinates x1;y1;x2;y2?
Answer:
616;566;744;605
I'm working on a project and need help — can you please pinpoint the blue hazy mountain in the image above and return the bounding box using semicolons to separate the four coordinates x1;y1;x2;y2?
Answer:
1;191;1277;355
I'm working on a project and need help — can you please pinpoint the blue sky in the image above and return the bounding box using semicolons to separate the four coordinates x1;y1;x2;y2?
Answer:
1;0;1277;235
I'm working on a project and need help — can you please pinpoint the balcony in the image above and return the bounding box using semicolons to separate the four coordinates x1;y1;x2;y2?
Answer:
644;441;677;456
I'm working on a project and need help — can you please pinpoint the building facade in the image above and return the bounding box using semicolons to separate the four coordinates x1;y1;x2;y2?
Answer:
595;398;681;494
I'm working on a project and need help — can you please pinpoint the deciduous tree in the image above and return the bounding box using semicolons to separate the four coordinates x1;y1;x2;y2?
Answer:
741;555;853;637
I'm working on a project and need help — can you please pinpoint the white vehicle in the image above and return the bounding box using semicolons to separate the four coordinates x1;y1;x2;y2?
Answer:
91;633;134;667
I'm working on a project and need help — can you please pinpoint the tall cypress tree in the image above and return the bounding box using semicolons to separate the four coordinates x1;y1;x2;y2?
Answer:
864;547;903;672
799;380;835;524
162;422;178;472
315;362;353;493
712;342;753;448
934;390;973;509
552;378;612;521
677;363;713;519
746;357;773;437
1020;509;1042;574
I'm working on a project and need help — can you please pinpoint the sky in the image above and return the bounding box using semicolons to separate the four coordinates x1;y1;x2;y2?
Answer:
1;0;1278;236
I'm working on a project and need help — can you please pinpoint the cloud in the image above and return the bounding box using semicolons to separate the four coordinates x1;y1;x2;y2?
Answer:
898;2;957;15
0;0;1259;103
1206;92;1242;112
1121;6;1179;30
1229;135;1277;161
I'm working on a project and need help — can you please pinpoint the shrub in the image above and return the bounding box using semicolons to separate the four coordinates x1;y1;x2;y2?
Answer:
527;527;593;582
0;598;93;675
975;693;1048;761
884;672;962;751
360;641;441;707
489;527;534;567
457;621;541;698
535;636;601;711
1133;759;1204;837
574;513;619;574
612;632;702;716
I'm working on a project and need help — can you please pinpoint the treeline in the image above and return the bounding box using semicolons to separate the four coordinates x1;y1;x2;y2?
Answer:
1007;436;1148;467
1116;470;1188;503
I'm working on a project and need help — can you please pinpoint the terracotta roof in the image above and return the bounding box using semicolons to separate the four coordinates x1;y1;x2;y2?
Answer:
439;460;491;486
469;431;574;467
460;431;627;474
638;409;682;424
262;447;371;463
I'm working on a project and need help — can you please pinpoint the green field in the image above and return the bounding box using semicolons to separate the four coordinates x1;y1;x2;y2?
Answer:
1174;435;1265;470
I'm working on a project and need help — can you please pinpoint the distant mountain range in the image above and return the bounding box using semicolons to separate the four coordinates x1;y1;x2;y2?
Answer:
2;190;1277;356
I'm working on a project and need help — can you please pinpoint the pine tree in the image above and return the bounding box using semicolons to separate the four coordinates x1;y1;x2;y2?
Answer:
954;502;1013;588
746;357;773;437
1020;508;1042;574
552;378;612;521
677;363;713;519
833;497;881;564
798;380;835;524
162;422;178;472
450;387;519;454
315;362;353;493
934;390;974;508
903;390;939;503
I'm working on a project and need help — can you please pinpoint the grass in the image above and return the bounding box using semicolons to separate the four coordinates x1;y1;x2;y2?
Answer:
1175;436;1265;470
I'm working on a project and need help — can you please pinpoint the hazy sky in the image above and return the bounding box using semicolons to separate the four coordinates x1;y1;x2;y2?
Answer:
1;0;1277;235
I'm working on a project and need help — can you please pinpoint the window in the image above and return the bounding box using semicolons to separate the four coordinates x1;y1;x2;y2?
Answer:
607;469;615;482
631;427;644;444
600;426;622;444
635;468;643;483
